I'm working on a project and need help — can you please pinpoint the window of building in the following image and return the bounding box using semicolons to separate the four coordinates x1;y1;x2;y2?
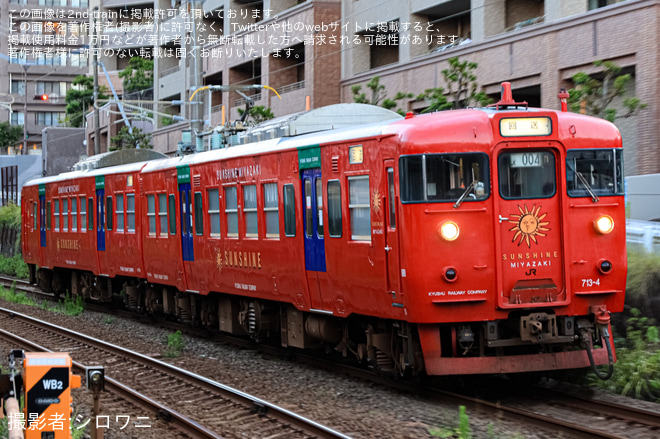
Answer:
225;186;238;237
11;80;25;96
244;185;257;237
71;197;77;232
126;193;135;232
348;176;370;241
36;112;65;126
327;180;342;237
36;81;67;98
115;194;124;232
54;199;60;231
80;196;86;232
147;194;155;235
106;196;113;230
283;184;295;237
158;194;167;236
168;194;176;235
10;113;24;126
263;183;278;238
207;188;220;237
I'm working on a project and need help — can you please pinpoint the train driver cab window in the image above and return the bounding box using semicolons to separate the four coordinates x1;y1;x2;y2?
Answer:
399;154;489;203
225;186;238;237
499;151;555;199
283;184;296;237
147;194;156;235
566;149;623;197
348;175;371;241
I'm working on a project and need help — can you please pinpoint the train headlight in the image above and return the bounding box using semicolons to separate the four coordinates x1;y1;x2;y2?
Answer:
594;215;614;234
439;221;460;241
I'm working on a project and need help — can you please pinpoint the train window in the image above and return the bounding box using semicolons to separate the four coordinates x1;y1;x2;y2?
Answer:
62;198;68;232
399;154;490;203
159;194;168;236
387;168;396;229
327;180;342;238
566;149;624;197
283;184;296;237
499;151;555;199
316;178;324;238
47;201;51;230
244;185;257;238
263;183;279;238
33;202;38;231
71;198;77;232
115;194;124;232
194;192;203;236
54;199;59;231
225;186;238;237
106;196;113;231
208;189;221;237
147;194;156;235
126;194;135;233
168;194;176;235
88;198;93;231
80;196;86;233
348;175;371;241
304;179;313;238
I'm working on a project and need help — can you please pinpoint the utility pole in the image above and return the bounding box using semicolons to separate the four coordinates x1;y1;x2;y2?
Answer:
92;5;101;155
22;64;29;155
191;0;204;151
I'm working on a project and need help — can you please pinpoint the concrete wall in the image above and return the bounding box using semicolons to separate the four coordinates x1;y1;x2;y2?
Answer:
0;155;43;205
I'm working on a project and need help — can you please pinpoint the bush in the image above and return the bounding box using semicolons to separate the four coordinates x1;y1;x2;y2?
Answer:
0;255;30;279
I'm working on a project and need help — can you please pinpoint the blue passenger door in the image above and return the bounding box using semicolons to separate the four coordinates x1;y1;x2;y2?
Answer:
302;168;326;272
39;191;46;248
179;182;194;262
96;178;105;252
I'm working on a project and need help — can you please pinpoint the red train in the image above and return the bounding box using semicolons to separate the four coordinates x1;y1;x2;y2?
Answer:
21;83;626;377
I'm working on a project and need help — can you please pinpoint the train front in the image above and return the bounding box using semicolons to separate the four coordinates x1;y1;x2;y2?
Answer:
397;85;626;377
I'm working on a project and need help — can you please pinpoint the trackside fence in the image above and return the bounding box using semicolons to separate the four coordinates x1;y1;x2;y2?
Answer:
626;219;660;255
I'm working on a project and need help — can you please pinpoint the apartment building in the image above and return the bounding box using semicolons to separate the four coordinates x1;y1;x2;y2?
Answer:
340;0;657;176
0;0;90;154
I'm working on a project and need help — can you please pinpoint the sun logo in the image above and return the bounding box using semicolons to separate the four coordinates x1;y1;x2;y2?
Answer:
508;204;550;248
372;189;382;214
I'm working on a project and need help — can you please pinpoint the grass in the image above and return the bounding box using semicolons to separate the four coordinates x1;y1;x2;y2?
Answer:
0;282;84;316
0;254;30;279
163;330;185;358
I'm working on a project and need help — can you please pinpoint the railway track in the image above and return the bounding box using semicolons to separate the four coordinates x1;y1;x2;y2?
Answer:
3;275;659;438
0;306;351;439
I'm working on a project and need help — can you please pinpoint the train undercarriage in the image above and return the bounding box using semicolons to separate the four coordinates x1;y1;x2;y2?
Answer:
32;265;611;377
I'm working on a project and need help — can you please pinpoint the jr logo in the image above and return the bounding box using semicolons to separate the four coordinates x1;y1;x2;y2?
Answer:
525;268;537;276
42;379;63;390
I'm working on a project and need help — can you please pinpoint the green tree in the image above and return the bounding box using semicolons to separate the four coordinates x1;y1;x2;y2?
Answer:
237;105;275;124
110;126;152;151
351;76;413;116
568;60;646;122
64;75;108;128
0;122;23;149
417;57;491;113
118;57;154;94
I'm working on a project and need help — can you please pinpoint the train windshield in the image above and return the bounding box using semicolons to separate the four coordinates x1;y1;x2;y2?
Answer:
498;150;556;199
399;153;490;203
566;149;624;197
